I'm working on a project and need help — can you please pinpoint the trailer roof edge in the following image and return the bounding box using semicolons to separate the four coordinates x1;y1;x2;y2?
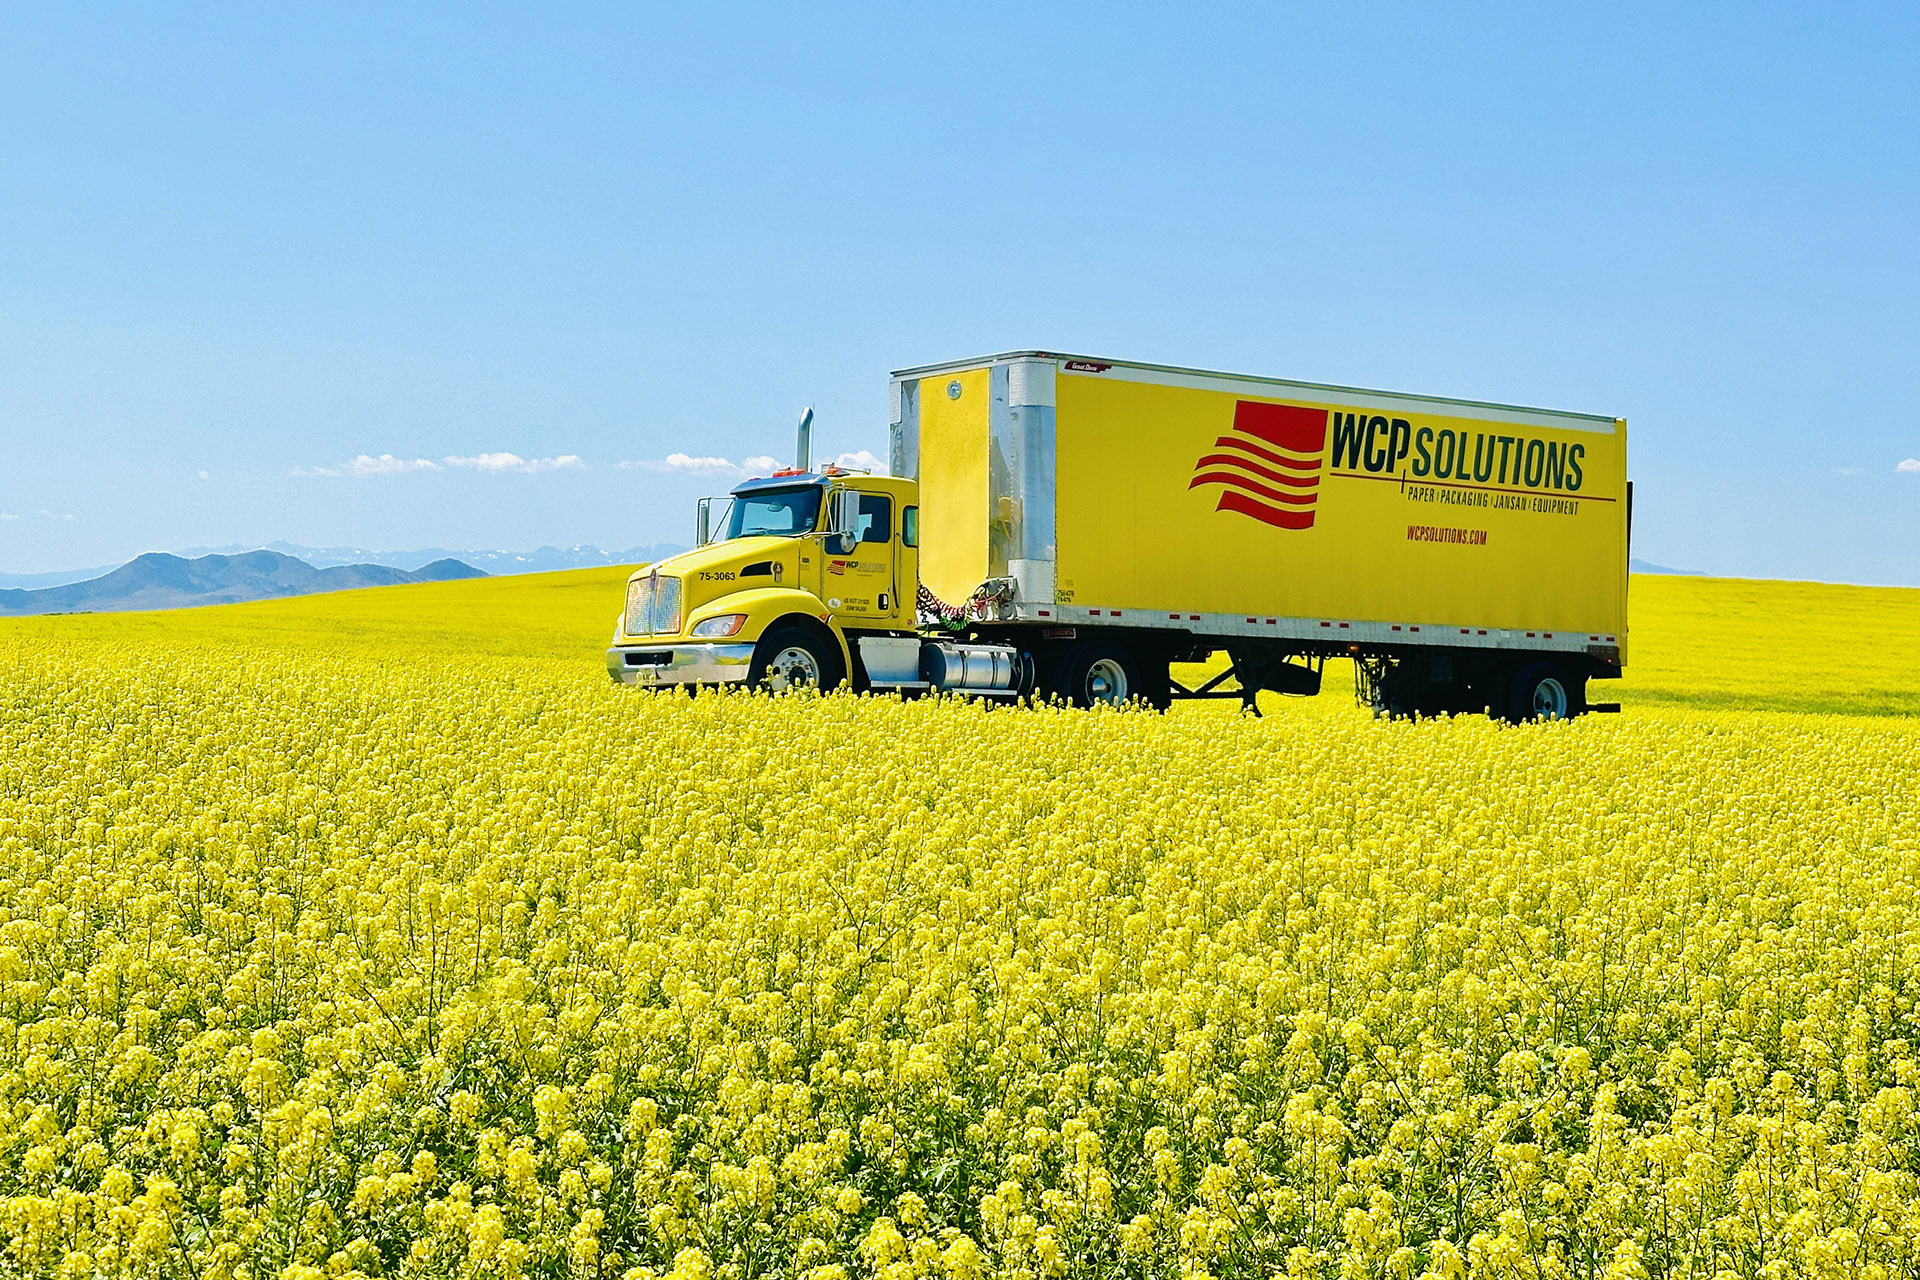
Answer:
888;351;1620;427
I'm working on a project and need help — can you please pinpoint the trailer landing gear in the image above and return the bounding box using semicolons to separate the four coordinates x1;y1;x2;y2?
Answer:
1167;653;1322;716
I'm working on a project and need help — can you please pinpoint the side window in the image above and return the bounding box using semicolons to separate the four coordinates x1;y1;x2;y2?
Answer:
902;505;918;548
857;495;891;544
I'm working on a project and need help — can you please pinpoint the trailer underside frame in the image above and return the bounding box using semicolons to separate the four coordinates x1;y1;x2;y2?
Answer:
960;616;1620;720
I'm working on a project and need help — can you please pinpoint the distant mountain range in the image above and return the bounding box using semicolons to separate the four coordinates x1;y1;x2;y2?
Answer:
0;550;485;617
0;541;686;592
1629;558;1703;575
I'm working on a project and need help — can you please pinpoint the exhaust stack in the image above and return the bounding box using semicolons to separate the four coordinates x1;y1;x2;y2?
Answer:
795;407;814;473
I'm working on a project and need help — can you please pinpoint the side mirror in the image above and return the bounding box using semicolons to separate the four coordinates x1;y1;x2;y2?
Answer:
829;488;861;554
696;496;733;546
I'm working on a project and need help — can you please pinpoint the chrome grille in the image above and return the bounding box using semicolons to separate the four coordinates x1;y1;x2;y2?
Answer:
624;573;682;636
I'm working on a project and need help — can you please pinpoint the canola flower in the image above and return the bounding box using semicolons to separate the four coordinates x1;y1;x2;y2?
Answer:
0;572;1917;1280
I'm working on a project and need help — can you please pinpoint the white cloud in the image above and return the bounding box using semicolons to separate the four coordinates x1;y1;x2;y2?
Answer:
298;454;442;478
1898;458;1920;474
615;450;876;478
298;451;585;478
347;454;441;477
198;470;211;480
39;509;75;521
617;452;747;476
444;452;585;474
0;512;20;521
1834;466;1865;477
617;452;788;478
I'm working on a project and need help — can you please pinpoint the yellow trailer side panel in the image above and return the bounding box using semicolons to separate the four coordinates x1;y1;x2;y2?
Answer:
1052;372;1627;640
917;367;992;604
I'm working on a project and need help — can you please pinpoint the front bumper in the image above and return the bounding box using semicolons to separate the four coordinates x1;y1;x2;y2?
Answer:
606;641;756;687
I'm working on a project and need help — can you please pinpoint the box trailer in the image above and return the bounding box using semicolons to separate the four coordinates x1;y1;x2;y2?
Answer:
607;352;1628;719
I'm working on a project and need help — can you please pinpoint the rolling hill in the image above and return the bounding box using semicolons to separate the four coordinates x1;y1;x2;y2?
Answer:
0;549;484;616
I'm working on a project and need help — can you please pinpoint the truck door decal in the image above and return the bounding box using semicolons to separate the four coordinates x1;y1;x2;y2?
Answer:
1188;401;1329;530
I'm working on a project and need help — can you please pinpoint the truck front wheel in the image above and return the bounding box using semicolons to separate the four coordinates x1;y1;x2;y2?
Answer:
749;623;845;694
1504;661;1586;722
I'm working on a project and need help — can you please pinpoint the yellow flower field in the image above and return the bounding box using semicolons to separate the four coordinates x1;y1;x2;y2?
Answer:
1;571;1917;1280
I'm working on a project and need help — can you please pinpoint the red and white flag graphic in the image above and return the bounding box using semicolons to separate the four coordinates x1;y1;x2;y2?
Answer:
1188;400;1329;530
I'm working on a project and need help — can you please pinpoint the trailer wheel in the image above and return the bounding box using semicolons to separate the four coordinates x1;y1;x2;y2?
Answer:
1056;641;1149;709
1504;661;1586;722
749;623;845;694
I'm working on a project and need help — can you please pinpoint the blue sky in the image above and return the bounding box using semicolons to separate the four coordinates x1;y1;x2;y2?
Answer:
2;3;1916;582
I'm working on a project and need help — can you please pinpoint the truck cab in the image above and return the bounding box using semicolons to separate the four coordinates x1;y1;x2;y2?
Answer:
606;468;924;691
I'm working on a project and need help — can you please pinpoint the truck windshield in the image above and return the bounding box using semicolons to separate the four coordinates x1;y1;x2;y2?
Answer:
724;486;823;538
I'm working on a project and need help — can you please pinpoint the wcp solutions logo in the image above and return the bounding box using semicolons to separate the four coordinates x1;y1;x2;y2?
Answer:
1190;400;1591;529
1187;401;1327;530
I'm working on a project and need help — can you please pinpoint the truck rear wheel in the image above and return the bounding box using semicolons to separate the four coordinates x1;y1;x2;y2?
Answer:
1054;641;1162;710
1504;661;1586;722
749;623;845;694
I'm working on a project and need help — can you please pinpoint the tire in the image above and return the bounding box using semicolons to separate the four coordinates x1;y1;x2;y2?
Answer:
1053;641;1149;709
1504;661;1586;722
749;623;845;693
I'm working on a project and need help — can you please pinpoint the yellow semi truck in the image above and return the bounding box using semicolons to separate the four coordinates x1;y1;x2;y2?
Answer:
607;352;1629;719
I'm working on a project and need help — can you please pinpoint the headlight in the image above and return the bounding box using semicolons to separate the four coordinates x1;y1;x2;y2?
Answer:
689;614;747;638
